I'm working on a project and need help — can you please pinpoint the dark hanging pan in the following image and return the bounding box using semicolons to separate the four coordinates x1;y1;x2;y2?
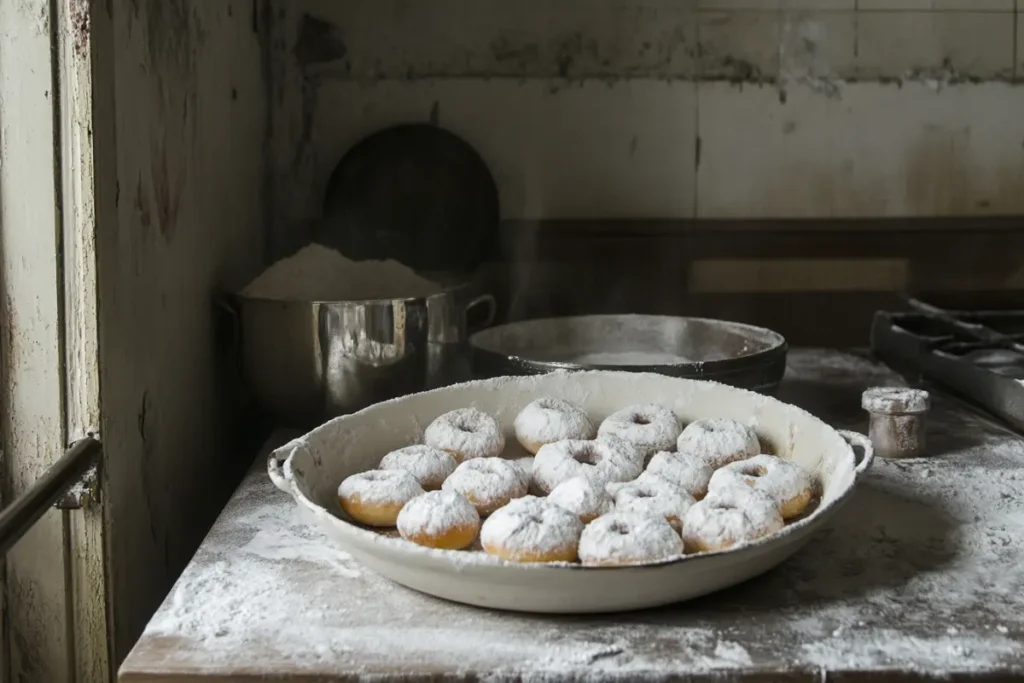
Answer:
470;314;788;394
317;123;500;274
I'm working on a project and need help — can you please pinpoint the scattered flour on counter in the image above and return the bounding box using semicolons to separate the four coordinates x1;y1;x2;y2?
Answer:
131;353;1024;680
241;243;441;301
801;632;1020;673
138;466;769;678
240;526;361;579
713;640;754;667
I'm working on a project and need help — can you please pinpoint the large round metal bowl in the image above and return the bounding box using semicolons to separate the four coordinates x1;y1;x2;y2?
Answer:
470;315;788;393
268;371;872;613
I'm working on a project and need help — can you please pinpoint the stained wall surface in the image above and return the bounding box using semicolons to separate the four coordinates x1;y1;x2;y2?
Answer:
270;0;1024;243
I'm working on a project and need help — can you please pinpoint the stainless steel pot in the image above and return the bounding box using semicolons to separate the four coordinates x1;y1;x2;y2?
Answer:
225;285;495;427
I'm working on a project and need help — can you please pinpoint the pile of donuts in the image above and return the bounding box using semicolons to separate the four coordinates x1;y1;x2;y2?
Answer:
336;398;815;567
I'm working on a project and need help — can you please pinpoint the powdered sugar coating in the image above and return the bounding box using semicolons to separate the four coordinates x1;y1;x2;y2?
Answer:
608;471;696;530
677;418;760;470
532;435;643;494
514;397;596;454
480;496;584;563
425;408;505;461
442;457;527;516
646;450;714;498
379;445;458;490
709;454;814;519
547;476;613;523
578;511;684;566
338;469;424;507
397;490;480;542
598;404;680;461
510;456;534;490
682;486;784;553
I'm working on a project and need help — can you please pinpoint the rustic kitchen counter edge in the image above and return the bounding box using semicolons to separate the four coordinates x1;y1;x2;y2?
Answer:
119;349;1024;682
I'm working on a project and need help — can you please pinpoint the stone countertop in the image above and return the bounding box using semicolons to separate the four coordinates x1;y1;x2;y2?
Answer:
119;349;1024;682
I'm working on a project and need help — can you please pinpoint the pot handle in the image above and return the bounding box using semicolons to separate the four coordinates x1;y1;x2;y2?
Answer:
465;293;497;332
838;430;875;475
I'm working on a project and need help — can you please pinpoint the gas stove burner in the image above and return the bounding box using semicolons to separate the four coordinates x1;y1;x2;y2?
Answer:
870;299;1024;433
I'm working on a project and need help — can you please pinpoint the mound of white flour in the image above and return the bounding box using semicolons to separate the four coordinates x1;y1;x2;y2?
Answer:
242;244;441;301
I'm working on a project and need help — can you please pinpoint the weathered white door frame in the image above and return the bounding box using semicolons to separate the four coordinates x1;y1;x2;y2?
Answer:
0;0;111;681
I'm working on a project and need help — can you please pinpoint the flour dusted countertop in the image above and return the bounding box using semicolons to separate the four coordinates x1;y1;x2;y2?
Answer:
119;350;1024;682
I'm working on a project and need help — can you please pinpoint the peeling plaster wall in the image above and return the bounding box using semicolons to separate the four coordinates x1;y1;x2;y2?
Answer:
268;0;1024;254
100;0;268;664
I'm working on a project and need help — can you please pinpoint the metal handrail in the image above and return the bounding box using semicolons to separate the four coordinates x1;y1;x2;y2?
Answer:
0;436;102;557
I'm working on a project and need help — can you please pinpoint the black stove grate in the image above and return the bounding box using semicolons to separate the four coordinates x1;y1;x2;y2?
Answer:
870;299;1024;433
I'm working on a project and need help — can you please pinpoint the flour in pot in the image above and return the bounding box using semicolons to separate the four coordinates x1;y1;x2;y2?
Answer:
241;243;441;301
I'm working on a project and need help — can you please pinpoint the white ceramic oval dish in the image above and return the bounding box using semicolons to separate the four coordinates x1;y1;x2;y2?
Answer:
268;371;873;613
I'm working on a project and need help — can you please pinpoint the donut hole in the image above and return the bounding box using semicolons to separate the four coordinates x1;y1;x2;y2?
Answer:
608;521;631;535
634;489;655;499
361;471;388;481
711;502;736;511
739;465;768;478
571;444;600;467
453;419;476;433
631;414;651;426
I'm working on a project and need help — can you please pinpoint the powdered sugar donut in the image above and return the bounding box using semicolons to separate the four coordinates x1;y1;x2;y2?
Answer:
514;397;595;455
379;445;458;490
397;490;480;550
677;418;760;470
480;496;583;563
547;476;613;523
338;470;425;527
509;456;534;491
424;408;505;462
598;404;680;462
532;435;643;495
441;457;527;516
608;471;696;530
708;454;814;519
646;450;714;499
578;512;684;566
681;486;783;553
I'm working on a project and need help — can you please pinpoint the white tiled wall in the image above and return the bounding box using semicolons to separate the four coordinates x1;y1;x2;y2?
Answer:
270;0;1024;232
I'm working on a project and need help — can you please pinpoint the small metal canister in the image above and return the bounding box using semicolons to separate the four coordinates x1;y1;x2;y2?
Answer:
861;387;930;459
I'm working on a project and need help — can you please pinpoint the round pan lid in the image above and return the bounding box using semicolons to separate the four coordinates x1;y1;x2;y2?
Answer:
317;123;500;275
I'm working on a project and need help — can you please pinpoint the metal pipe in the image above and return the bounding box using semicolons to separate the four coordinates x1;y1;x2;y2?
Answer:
0;437;102;557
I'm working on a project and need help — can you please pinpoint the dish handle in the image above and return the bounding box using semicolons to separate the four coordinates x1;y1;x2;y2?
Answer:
267;440;302;495
838;430;875;475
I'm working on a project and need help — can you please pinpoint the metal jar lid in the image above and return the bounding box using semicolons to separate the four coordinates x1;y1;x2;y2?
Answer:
861;387;930;415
